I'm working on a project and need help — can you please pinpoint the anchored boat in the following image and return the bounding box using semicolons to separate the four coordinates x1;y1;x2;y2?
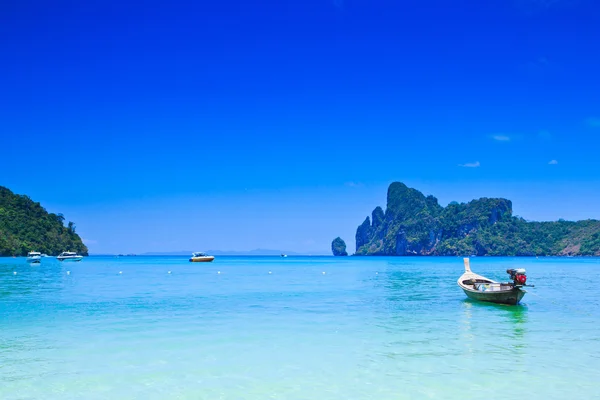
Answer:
189;252;215;262
57;251;84;262
26;251;42;263
458;258;532;305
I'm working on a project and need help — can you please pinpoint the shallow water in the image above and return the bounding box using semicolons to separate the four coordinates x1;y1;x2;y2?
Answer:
1;256;599;399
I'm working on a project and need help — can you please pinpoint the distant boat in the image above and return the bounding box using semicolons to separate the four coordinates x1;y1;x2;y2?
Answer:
281;254;288;258
26;251;42;263
189;252;215;262
57;252;84;262
457;258;532;305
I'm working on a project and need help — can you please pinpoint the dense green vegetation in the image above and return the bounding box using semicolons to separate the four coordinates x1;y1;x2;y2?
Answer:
354;182;600;256
331;237;348;256
0;186;88;256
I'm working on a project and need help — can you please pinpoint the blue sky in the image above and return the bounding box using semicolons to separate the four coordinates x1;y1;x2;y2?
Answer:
1;0;599;254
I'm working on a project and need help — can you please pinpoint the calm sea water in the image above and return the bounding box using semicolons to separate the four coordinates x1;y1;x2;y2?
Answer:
1;256;599;399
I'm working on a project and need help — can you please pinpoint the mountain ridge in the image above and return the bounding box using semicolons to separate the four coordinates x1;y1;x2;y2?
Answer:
350;182;600;256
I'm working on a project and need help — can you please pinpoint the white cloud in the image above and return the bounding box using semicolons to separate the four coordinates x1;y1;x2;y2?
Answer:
585;117;600;127
548;159;558;165
492;135;511;141
458;161;481;168
344;181;363;188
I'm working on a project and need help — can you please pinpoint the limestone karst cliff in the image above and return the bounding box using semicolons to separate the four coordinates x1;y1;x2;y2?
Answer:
353;182;600;256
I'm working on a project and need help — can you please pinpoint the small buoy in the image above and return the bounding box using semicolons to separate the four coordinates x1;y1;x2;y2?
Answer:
375;272;378;275
13;271;17;275
217;271;221;274
168;271;171;274
322;271;326;275
268;271;272;274
67;271;71;275
119;271;123;274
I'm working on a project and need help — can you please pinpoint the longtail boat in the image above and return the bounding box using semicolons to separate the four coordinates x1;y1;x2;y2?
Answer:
458;258;532;305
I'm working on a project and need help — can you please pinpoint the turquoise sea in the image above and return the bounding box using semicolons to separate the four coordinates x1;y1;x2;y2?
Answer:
1;256;599;399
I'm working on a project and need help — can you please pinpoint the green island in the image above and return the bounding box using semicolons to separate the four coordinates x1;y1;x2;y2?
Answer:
0;186;88;256
337;182;600;257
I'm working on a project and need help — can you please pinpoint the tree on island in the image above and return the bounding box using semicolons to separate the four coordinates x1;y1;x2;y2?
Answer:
0;186;88;256
331;237;348;256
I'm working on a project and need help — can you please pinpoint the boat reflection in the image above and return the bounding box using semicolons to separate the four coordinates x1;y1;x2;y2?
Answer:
460;299;529;357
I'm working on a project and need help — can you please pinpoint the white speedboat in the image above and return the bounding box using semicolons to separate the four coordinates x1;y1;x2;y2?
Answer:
57;251;84;262
26;251;42;263
189;252;215;262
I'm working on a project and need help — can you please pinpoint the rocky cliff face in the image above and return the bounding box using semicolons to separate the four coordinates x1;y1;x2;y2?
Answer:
355;182;447;255
331;237;348;256
352;182;600;256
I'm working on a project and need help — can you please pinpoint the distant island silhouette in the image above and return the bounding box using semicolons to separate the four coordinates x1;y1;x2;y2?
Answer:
142;249;329;256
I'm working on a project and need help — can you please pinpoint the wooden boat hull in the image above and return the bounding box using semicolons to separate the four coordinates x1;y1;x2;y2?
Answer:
461;287;525;305
189;256;215;262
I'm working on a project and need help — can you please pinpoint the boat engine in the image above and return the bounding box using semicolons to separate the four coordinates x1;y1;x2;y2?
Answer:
506;268;527;285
